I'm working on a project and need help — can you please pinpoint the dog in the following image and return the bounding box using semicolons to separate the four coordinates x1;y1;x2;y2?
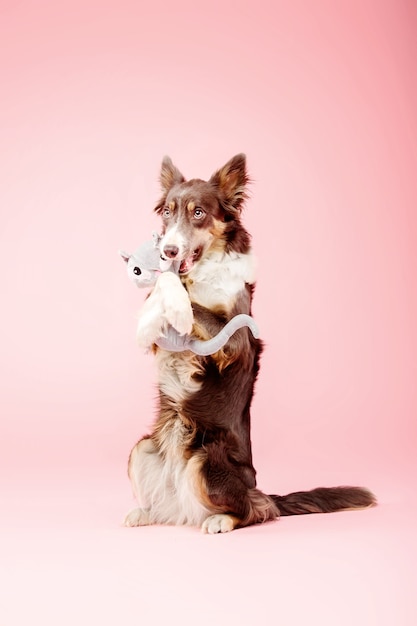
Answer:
124;154;376;533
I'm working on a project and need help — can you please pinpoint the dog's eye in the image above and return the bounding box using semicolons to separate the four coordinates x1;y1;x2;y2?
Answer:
194;208;205;220
133;267;142;276
163;208;171;218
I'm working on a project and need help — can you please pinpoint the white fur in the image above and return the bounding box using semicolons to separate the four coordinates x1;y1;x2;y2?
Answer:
124;507;151;527
186;250;257;311
202;514;235;534
159;224;187;257
125;435;209;527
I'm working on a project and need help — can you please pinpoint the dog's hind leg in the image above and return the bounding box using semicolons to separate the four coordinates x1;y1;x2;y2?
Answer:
124;437;161;527
199;445;279;533
201;487;279;534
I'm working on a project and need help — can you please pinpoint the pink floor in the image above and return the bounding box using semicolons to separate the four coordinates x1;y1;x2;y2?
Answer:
1;465;416;625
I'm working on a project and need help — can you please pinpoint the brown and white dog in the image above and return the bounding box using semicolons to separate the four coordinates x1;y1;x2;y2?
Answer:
124;154;375;533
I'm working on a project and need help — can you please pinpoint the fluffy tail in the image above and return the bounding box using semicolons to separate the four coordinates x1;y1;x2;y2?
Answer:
270;486;376;516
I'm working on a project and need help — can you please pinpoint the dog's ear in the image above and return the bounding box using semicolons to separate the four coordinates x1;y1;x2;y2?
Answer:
159;156;185;193
209;153;249;215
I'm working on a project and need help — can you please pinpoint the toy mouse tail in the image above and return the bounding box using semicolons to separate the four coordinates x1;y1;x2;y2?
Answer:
231;313;259;339
189;314;259;356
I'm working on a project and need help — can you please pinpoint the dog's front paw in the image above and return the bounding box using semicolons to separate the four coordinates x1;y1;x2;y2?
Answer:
136;312;163;349
165;298;194;336
160;273;194;336
124;507;151;527
136;292;165;348
201;514;236;534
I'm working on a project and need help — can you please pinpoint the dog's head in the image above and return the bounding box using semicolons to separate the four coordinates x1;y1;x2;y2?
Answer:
154;154;251;275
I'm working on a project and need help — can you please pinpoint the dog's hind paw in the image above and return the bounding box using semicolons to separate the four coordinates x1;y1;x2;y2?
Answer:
124;507;151;527
201;514;237;534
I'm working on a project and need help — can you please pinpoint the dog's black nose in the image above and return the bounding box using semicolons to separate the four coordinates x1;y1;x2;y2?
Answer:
163;245;179;259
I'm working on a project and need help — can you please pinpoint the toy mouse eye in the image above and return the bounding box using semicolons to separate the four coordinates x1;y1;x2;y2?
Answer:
194;208;205;219
133;267;142;275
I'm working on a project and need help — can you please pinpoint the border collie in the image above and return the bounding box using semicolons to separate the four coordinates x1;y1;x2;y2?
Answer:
124;154;375;533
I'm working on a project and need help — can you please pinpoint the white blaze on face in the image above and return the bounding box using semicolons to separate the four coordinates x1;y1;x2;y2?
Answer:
160;222;187;259
159;217;206;275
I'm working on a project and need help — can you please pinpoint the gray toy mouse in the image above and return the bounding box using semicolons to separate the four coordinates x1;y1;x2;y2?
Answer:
120;234;259;355
119;232;174;287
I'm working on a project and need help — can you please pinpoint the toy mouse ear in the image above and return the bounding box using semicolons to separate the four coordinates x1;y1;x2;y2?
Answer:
119;250;130;264
152;231;162;248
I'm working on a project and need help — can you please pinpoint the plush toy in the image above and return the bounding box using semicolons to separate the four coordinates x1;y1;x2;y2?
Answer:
156;313;259;356
120;234;259;354
119;232;174;287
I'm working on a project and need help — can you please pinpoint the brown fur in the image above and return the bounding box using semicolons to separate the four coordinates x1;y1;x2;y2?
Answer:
125;154;376;533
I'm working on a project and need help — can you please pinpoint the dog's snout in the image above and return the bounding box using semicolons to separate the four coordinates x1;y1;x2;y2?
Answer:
163;245;179;259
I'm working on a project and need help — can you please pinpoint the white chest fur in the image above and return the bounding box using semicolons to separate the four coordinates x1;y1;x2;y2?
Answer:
185;250;257;311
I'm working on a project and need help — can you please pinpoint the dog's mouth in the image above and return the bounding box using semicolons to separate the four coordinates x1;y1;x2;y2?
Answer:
179;248;202;275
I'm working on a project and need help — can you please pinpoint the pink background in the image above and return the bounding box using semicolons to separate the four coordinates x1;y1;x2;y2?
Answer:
1;1;416;624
